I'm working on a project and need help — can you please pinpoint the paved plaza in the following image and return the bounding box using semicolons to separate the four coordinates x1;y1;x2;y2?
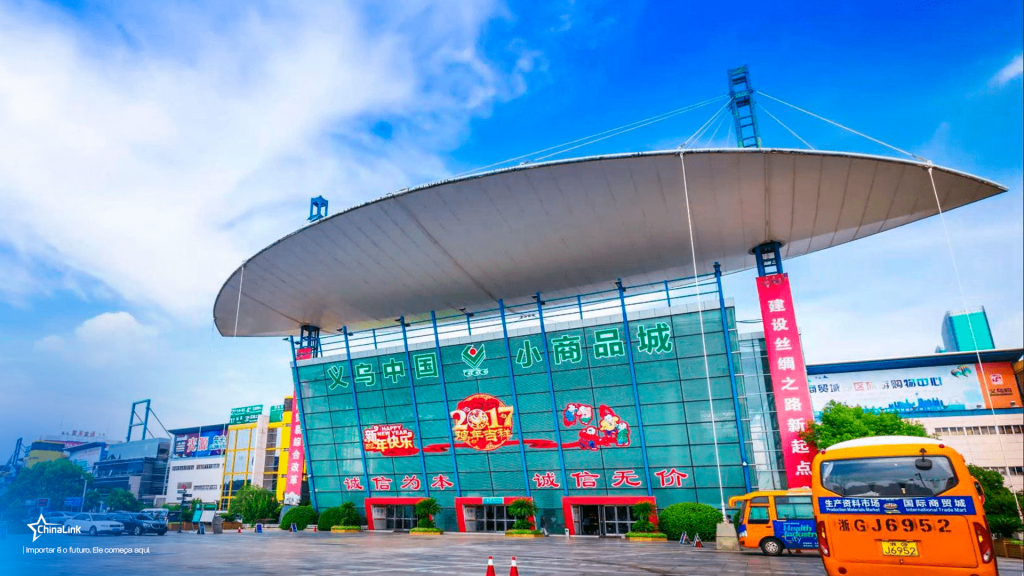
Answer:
3;530;1023;576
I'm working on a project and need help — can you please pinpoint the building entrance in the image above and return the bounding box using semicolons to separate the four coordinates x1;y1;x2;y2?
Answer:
464;505;515;532
372;505;415;531
572;505;637;537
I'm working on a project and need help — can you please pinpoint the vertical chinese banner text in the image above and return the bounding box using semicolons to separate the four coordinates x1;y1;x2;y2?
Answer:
756;274;816;488
284;395;305;505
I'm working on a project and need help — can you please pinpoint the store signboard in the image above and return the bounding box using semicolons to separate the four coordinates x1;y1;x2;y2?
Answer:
229;405;263;425
269;404;285;423
283;394;305;506
808;361;1022;415
173;430;227;458
757;274;816;488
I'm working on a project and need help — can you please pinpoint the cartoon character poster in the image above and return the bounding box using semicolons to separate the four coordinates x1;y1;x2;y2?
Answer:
563;403;630;450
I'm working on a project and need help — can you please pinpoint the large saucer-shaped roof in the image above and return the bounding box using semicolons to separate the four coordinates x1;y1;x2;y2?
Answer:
214;148;1006;337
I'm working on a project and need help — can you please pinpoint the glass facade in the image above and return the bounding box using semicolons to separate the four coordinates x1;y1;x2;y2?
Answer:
738;332;786;490
297;300;755;533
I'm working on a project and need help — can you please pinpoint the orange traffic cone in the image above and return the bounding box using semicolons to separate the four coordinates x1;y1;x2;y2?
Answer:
509;556;519;576
485;556;496;576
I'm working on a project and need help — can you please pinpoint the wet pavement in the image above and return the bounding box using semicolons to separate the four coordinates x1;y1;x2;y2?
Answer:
3;529;1022;575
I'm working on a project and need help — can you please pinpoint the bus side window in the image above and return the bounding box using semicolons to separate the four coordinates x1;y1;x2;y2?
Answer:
775;496;814;520
747;506;771;524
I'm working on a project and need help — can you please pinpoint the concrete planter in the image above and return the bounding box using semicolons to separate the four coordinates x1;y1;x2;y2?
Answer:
625;534;668;542
505;532;544;538
330;527;361;533
994;539;1024;559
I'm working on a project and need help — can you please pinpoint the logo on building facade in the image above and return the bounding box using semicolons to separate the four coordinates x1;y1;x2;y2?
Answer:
461;344;489;377
450;393;513;451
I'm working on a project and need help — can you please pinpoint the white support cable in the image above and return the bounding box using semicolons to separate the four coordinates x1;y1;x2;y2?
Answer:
699;106;731;149
757;91;925;161
926;166;1024;521
759;103;815;150
680;100;732;149
532;96;729;163
233;264;245;338
680;152;727;517
454;95;729;177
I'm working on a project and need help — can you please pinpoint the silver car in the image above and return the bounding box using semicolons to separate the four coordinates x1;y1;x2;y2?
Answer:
66;513;124;536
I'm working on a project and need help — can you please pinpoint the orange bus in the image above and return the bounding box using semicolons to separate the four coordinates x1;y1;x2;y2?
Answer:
812;436;995;576
728;488;818;555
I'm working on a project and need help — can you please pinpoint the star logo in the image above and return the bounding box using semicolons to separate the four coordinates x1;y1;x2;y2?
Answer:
27;513;56;543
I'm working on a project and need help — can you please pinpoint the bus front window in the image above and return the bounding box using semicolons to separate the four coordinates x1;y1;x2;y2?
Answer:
821;456;958;497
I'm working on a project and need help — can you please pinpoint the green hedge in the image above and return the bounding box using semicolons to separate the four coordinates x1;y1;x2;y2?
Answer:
280;506;319;531
657;503;722;542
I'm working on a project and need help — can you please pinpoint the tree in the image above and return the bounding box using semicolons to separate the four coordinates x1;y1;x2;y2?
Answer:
967;465;1024;538
105;488;142;512
83;490;102;512
227;484;278;524
507;498;538;531
414;498;440;529
802;401;928;450
279;506;318;530
0;459;92;515
629;501;659;534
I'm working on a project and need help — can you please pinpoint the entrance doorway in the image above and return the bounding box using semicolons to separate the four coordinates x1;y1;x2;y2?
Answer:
372;505;415;531
465;505;515;533
572;504;638;536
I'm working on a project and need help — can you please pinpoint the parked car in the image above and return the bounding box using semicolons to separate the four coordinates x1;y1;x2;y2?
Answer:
66;513;124;536
109;512;167;536
43;511;76;525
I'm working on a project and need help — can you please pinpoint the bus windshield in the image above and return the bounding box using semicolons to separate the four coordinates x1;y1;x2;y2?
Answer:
820;456;957;497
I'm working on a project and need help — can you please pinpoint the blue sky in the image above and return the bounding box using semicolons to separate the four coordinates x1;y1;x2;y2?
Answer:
0;1;1020;449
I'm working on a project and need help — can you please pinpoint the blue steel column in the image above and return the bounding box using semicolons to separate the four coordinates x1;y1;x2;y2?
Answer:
714;263;753;492
499;300;533;496
535;292;569;495
289;336;319;510
615;280;653;496
431;311;462;496
342;328;372;498
399;317;430;496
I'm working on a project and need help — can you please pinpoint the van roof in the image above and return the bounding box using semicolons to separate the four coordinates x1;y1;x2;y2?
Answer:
827;435;942;451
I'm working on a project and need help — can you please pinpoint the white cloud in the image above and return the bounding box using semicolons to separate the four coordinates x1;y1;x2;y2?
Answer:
0;1;536;323
34;311;158;366
991;53;1023;86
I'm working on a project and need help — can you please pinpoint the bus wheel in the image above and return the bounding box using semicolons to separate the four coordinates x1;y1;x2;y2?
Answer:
760;537;784;556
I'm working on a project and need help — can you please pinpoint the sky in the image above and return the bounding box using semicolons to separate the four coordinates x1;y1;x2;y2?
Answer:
0;0;1021;449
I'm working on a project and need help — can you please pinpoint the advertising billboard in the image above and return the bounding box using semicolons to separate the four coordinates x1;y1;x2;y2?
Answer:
229;405;263;424
808;361;1022;417
172;429;228;458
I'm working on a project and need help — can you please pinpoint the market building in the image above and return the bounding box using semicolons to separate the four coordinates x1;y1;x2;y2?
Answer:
213;140;1007;534
93;438;170;506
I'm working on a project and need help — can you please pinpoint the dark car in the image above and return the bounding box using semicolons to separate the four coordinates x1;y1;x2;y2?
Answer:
110;512;167;536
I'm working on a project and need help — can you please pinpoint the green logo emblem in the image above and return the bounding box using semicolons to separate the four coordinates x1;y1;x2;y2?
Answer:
461;344;489;377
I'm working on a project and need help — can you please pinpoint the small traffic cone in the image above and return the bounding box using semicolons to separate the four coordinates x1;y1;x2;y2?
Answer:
693;534;703;548
484;556;496;576
237;525;242;534
508;556;520;576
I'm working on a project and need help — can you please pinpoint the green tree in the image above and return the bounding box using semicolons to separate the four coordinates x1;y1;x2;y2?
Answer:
337;501;361;527
414;498;440;529
629;501;659;533
83;490;102;512
967;465;1023;538
508;498;538;531
227;484;278;524
802;401;928;450
104;488;142;512
279;506;318;530
0;459;92;515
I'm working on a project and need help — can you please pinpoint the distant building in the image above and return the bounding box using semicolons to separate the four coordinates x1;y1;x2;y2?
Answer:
93;438;170;506
159;423;229;508
24;440;67;468
64;442;110;472
941;307;995;352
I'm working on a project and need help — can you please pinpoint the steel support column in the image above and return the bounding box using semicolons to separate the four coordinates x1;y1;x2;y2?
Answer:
499;300;533;496
535;292;570;495
289;337;319;510
616;280;653;496
399;317;430;496
430;311;462;496
715;263;753;492
342;327;372;498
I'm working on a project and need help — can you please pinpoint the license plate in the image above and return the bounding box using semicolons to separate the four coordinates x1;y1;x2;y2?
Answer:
881;540;919;557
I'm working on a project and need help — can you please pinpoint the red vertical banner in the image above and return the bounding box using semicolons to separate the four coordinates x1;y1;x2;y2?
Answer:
756;274;816;488
283;394;305;505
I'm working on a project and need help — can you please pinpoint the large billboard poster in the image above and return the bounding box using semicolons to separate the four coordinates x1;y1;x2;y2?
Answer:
808;361;1022;417
173;429;227;458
